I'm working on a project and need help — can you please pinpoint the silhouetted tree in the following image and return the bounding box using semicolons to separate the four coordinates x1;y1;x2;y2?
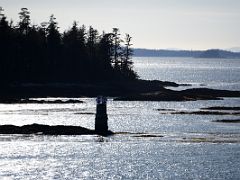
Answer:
112;28;122;70
39;22;48;43
18;8;31;35
0;7;4;17
0;7;138;85
47;15;61;48
63;22;87;81
46;14;62;80
0;7;10;83
97;32;114;80
87;26;98;59
121;34;137;79
86;26;99;80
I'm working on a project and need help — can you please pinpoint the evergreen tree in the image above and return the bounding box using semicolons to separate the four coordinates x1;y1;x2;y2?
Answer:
47;15;61;48
18;8;31;35
87;26;98;59
0;7;11;83
112;28;122;70
39;22;48;44
63;21;86;81
121;34;138;80
0;7;4;17
86;26;99;80
46;14;62;80
97;32;114;80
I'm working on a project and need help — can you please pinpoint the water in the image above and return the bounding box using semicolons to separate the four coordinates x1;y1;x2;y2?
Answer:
133;57;240;90
0;57;240;179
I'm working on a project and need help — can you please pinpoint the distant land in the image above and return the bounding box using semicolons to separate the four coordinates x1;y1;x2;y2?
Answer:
133;49;240;58
227;47;240;52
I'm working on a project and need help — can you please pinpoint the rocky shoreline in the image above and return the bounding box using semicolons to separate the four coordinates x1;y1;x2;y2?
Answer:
114;88;240;101
0;99;84;104
0;79;239;102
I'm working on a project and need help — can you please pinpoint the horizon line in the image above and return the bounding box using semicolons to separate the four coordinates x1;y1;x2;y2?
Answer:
133;47;240;52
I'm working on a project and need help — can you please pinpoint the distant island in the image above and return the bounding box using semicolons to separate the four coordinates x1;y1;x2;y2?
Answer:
133;48;240;58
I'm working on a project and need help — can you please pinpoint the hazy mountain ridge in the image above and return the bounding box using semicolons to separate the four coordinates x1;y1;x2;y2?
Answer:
133;48;240;58
227;47;240;52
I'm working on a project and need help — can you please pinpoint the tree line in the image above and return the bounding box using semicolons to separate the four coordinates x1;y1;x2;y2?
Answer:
0;7;138;85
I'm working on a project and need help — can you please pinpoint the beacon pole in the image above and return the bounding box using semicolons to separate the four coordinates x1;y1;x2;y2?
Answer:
95;96;108;135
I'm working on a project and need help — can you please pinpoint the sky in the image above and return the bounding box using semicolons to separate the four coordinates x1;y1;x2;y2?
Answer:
1;0;240;50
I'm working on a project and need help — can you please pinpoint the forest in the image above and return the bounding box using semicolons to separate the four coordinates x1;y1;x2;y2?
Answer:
0;7;138;85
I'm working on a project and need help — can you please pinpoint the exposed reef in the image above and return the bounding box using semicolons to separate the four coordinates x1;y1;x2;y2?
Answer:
213;119;240;123
115;88;240;101
0;99;83;104
201;107;240;111
0;124;114;136
165;111;240;116
157;106;240;115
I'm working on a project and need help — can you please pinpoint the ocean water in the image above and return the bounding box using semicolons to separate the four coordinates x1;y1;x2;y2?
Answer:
133;57;240;90
0;57;240;179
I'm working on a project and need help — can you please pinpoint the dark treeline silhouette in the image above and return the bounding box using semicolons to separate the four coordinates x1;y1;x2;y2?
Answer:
0;7;137;85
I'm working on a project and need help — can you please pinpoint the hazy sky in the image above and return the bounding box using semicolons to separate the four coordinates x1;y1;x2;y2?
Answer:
1;0;240;50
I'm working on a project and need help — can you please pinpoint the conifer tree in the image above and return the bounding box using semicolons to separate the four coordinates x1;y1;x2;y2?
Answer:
46;14;62;80
112;28;122;70
121;34;137;79
18;8;31;35
0;7;10;83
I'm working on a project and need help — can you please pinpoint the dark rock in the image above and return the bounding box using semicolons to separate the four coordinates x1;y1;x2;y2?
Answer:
0;124;114;136
157;109;176;111
213;119;240;123
115;91;221;102
0;79;180;100
115;88;240;102
0;99;83;104
74;112;95;115
133;134;164;138
201;106;240;111
180;88;240;98
1;81;239;102
167;111;240;115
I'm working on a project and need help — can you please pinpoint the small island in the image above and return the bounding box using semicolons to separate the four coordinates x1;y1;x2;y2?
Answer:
0;8;240;136
0;8;239;102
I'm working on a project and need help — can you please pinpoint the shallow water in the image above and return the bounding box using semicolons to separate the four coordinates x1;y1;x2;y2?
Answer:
0;57;240;179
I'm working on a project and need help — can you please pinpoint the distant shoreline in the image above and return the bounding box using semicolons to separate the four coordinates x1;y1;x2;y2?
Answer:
133;48;240;58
